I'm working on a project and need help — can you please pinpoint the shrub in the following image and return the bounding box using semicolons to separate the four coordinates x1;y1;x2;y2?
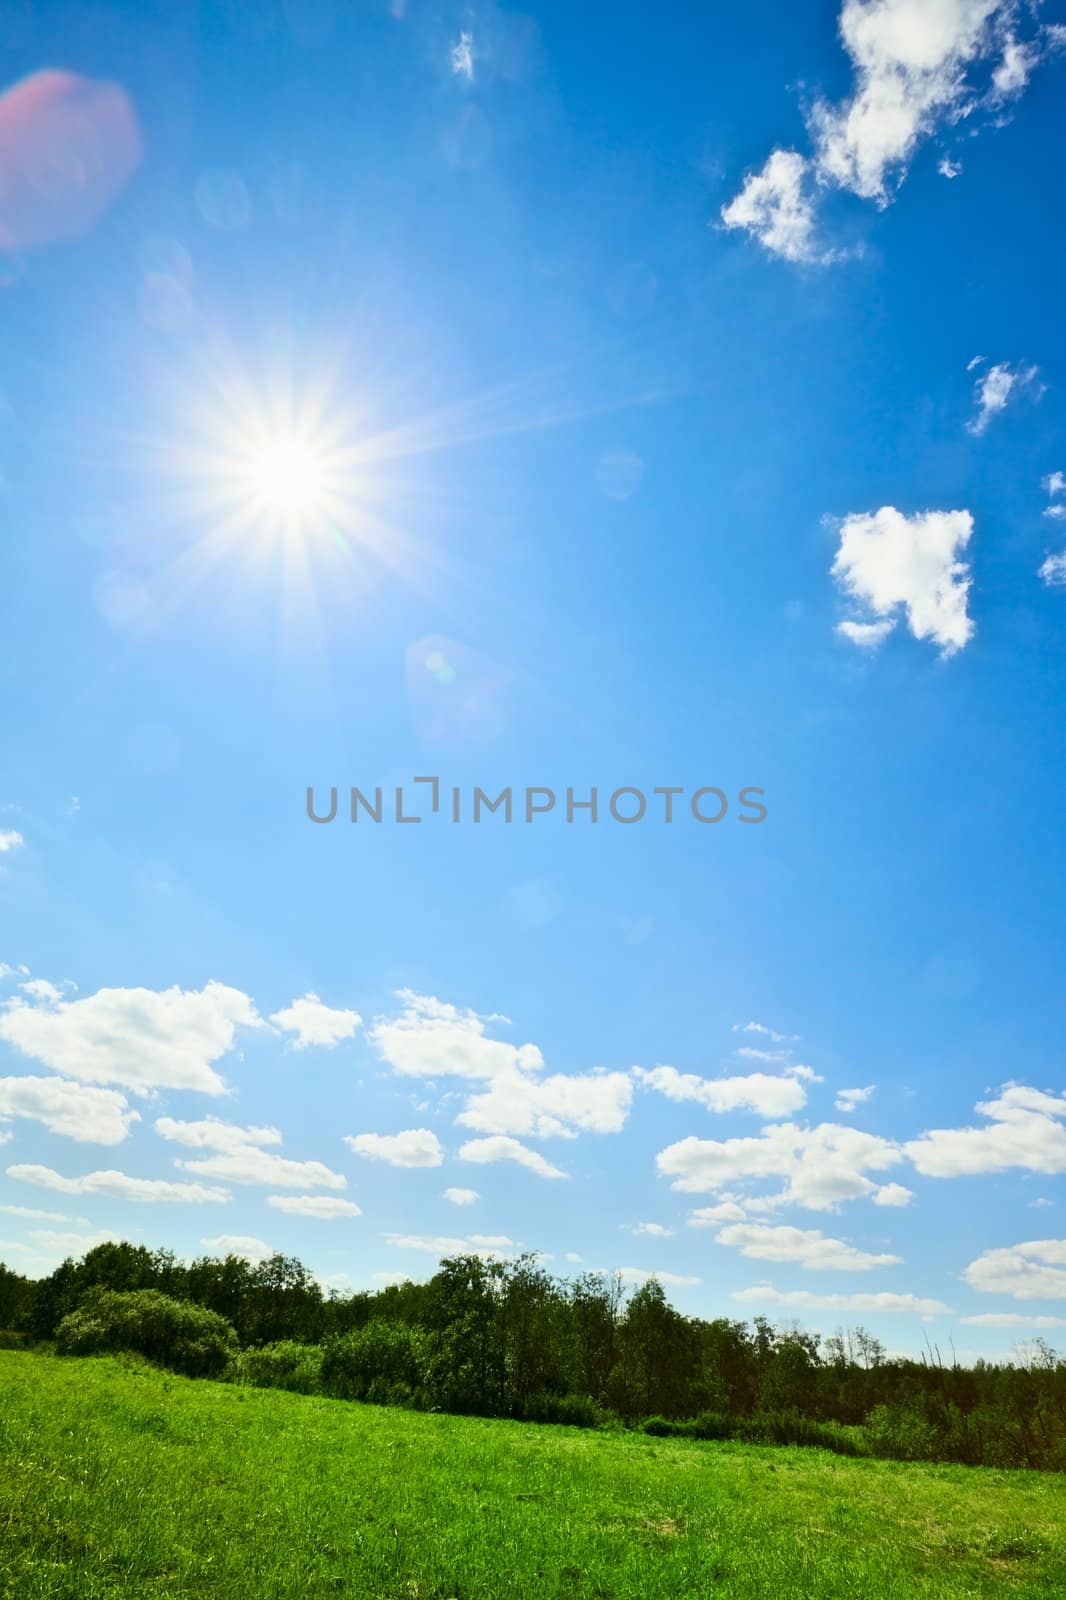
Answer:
862;1403;942;1463
55;1289;237;1378
320;1320;430;1403
520;1392;607;1428
684;1410;733;1441
734;1410;861;1457
227;1340;323;1394
642;1414;686;1437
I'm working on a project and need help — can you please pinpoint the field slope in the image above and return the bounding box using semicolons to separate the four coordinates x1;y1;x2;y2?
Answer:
1;1351;1064;1599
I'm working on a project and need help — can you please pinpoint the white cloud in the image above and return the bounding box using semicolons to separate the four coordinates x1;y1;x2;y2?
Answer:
615;1267;701;1288
7;1163;230;1203
0;830;24;853
733;1285;950;1315
687;1198;749;1226
966;359;1041;435
0;981;262;1095
905;1084;1066;1178
960;1312;1066;1328
28;1227;119;1255
0;964;30;980
154;1117;282;1152
963;1239;1066;1300
836;618;898;649
873;1182;914;1207
266;1194;362;1218
371;991;632;1143
565;1251;583;1264
835;1085;875;1114
1044;505;1066;521
1044;471;1066;498
714;1221;901;1271
736;1046;790;1063
938;155;962;177
269;993;361;1050
0;1076;138;1144
200;1235;274;1262
443;1187;479;1206
20;979;64;1005
723;2;1059;260
456;1067;633;1139
457;1135;567;1180
383;1232;515;1259
450;30;474;80
155;1114;346;1190
1039;553;1066;589
720;149;821;263
733;1022;796;1044
810;0;1015;204
786;1065;822;1084
991;34;1038;97
1030;1198;1054;1209
637;1065;810;1119
657;1120;903;1211
175;1148;347;1190
0;1204;74;1221
832;506;974;656
370;991;542;1081
624;1222;676;1238
344;1129;444;1168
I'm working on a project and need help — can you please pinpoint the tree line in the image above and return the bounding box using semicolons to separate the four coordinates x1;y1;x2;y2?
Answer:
2;1242;1064;1470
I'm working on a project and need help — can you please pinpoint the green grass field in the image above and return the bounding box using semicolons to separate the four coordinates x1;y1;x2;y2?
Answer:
1;1351;1064;1599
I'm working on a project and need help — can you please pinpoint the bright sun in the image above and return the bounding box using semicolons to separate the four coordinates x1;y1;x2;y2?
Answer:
244;434;329;524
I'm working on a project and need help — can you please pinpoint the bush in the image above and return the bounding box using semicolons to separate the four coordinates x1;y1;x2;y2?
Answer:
320;1320;430;1403
520;1392;608;1428
862;1403;943;1463
738;1409;861;1456
227;1340;323;1394
56;1289;237;1378
642;1414;685;1437
684;1410;733;1440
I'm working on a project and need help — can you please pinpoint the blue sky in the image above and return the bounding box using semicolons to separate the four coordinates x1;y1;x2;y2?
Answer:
2;0;1066;1359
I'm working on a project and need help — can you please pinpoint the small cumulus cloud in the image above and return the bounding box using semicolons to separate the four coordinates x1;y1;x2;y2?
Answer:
6;1163;230;1204
269;993;361;1050
832;506;975;657
266;1195;362;1219
457;1135;567;1180
966;358;1042;436
344;1129;445;1168
733;1286;949;1315
200;1235;274;1263
1039;553;1066;589
963;1238;1066;1301
835;1086;875;1114
450;30;475;80
615;1267;700;1288
714;1222;901;1271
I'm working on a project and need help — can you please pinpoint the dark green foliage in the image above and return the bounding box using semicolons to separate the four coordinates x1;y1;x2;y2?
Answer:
320;1319;431;1405
55;1288;237;1377
0;1261;32;1333
642;1408;859;1456
226;1339;324;1394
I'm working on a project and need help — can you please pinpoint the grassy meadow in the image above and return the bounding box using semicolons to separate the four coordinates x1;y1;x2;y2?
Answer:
1;1349;1064;1600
